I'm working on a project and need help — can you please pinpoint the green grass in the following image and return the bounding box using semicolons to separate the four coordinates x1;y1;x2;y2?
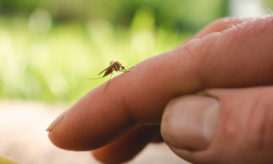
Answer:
0;15;191;104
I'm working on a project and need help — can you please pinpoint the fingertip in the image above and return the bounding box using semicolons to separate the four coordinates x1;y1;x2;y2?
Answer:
47;87;137;150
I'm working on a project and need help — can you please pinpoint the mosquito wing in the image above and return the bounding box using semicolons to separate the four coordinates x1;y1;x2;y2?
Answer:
87;67;108;80
98;66;110;75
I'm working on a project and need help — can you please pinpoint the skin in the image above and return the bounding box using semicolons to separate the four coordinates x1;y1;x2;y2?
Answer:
48;16;273;164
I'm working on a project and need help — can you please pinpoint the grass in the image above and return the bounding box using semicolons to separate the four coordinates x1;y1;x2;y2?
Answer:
0;13;192;105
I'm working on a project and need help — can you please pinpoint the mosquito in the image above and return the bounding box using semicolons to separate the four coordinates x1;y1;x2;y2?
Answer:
94;61;127;91
99;61;126;77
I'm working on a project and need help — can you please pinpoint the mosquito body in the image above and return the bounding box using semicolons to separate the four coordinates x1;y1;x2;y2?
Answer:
99;61;126;77
97;61;127;91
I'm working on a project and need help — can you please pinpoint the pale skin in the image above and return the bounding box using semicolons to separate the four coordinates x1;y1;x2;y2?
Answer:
48;16;273;164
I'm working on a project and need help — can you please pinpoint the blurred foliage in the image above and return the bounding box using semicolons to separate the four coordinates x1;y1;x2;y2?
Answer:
265;0;273;10
0;15;187;104
0;0;229;104
0;0;228;32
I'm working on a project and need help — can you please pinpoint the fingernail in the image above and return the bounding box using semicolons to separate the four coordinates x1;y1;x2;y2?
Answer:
161;96;220;151
47;111;67;132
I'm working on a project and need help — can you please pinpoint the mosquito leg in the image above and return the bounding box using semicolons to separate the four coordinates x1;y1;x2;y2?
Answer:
124;65;135;73
86;76;103;80
104;73;113;92
121;68;130;73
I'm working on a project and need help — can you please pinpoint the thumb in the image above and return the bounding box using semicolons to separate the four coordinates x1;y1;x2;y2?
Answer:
161;86;273;164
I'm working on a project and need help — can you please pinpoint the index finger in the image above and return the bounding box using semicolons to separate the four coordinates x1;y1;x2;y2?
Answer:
48;16;273;150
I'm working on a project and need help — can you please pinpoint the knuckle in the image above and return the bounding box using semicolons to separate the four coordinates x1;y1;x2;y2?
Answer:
221;106;242;141
246;92;273;150
211;17;234;25
218;87;273;152
209;17;243;30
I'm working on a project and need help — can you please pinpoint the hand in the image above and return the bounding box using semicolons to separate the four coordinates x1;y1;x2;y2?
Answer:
47;16;273;164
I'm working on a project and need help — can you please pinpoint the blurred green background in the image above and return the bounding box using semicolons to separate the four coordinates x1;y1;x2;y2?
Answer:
0;0;272;104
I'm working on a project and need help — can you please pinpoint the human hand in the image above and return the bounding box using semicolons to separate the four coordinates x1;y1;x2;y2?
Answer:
47;16;273;164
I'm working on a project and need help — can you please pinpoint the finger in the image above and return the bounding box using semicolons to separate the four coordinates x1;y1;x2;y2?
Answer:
161;86;273;164
184;17;250;43
50;16;247;144
92;126;159;163
192;18;249;38
93;126;161;163
48;16;273;150
50;15;244;147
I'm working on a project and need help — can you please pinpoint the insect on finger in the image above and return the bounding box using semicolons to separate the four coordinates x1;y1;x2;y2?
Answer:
91;61;128;91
